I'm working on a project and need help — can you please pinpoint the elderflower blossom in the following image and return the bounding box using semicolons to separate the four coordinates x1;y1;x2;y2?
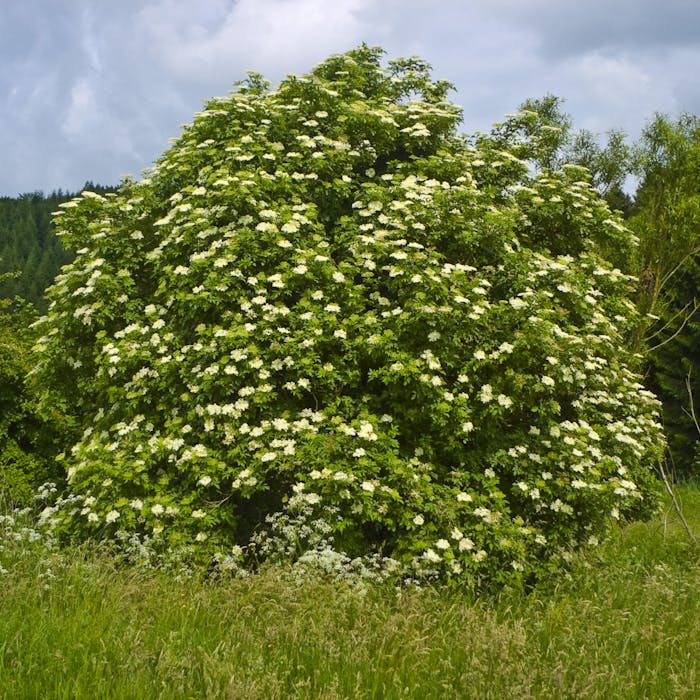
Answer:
423;548;441;563
33;48;665;591
497;394;513;408
479;384;493;403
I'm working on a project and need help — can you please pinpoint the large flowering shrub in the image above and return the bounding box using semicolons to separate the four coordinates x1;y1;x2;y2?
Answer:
32;47;664;585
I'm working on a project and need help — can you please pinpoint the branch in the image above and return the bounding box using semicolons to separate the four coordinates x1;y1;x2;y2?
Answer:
645;298;698;344
647;300;699;353
659;242;700;291
686;370;700;435
657;459;696;543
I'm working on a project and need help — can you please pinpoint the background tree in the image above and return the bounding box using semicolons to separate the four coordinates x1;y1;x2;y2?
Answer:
628;113;700;475
486;94;572;173
0;286;67;505
567;127;634;217
487;95;634;217
0;184;115;311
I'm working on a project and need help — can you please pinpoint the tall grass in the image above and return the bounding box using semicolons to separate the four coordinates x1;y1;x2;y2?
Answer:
2;489;700;699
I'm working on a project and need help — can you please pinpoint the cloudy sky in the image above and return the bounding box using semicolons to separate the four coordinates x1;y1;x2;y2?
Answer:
1;0;699;196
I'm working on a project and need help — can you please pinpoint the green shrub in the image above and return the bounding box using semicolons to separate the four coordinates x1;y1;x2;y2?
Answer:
31;46;665;585
0;297;66;505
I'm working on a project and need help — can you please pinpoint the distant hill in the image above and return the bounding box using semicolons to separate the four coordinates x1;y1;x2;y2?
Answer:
0;183;116;311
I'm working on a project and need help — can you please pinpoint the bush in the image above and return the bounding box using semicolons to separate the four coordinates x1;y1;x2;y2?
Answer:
32;46;665;585
0;297;66;505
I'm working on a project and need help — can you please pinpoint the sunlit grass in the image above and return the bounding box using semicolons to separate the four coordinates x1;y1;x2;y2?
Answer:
2;488;700;699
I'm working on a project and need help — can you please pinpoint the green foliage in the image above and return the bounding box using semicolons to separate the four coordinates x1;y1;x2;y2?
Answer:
0;185;114;312
488;94;573;172
489;95;633;218
628;114;700;474
32;46;665;585
630;113;700;318
0;191;72;311
568;127;631;200
0;294;67;504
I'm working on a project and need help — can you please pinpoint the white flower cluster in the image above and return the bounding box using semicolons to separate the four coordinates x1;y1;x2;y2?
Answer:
31;47;665;587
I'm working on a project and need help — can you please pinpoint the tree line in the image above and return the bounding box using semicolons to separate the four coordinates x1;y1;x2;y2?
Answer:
0;183;115;310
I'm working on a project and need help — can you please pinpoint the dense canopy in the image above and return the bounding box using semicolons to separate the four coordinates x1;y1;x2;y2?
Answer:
33;47;664;585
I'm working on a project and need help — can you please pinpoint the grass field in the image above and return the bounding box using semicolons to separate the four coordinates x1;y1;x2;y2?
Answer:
2;488;700;699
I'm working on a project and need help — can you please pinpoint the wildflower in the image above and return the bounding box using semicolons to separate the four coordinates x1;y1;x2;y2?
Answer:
458;537;474;551
497;394;513;408
413;514;425;526
435;539;450;550
479;384;493;402
423;548;441;563
105;510;120;523
151;504;164;516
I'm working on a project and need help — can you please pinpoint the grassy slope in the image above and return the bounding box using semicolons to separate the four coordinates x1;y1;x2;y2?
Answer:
2;489;700;699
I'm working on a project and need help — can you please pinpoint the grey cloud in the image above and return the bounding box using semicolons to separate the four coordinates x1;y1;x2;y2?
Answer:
134;0;370;85
1;0;699;195
483;0;700;57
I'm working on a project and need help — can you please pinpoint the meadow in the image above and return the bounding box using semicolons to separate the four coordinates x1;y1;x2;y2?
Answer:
1;486;699;699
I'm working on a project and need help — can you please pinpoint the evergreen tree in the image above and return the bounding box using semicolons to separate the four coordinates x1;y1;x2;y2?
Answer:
0;185;115;310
